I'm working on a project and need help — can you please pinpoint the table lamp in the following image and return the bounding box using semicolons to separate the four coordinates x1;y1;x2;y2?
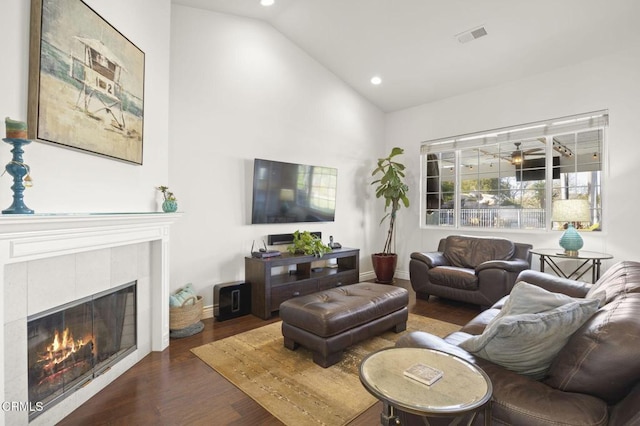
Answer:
552;199;590;256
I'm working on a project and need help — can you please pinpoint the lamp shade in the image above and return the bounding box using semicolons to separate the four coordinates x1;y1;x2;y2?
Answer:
552;199;590;256
552;199;590;222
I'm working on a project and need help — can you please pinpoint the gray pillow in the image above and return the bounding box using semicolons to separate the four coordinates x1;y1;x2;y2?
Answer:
459;281;599;379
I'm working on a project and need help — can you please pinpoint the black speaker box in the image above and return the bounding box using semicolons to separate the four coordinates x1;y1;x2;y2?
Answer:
214;281;251;321
267;231;321;245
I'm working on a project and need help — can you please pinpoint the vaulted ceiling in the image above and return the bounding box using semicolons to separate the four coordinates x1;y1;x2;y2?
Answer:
172;0;640;112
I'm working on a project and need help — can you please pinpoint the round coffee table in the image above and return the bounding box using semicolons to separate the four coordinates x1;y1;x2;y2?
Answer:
359;347;492;425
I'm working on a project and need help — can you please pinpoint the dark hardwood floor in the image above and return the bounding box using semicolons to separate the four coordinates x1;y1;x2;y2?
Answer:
57;279;479;426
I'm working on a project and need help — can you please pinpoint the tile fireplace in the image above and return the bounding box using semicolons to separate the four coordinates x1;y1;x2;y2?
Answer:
0;213;179;426
27;282;136;420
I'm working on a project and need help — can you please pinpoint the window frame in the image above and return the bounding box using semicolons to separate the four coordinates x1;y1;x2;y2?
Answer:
420;111;608;232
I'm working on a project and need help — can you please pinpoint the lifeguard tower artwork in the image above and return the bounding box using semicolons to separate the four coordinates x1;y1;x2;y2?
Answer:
71;37;129;132
28;0;145;164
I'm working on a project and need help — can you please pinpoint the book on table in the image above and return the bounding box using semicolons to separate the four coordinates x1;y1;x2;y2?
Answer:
403;363;444;386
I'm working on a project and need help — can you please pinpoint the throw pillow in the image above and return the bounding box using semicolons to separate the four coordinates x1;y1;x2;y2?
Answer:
170;283;195;307
459;281;599;379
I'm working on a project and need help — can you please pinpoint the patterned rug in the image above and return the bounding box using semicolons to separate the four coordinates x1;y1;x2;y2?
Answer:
191;314;460;425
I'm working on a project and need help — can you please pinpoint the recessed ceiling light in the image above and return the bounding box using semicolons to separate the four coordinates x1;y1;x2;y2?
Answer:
260;0;275;6
370;76;382;85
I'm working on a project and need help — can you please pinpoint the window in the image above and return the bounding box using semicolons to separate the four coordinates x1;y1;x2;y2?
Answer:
421;111;607;231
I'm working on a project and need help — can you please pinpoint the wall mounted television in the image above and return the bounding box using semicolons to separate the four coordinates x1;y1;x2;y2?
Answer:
251;159;338;224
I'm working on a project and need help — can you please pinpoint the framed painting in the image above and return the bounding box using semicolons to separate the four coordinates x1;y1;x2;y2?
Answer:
28;0;145;165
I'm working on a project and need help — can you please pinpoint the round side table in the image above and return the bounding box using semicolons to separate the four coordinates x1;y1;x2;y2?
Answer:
360;347;492;425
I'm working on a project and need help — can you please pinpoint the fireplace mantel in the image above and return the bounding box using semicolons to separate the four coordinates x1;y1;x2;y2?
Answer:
0;213;180;261
0;212;181;425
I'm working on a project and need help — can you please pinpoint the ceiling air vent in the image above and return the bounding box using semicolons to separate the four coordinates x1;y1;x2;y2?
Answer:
456;26;488;44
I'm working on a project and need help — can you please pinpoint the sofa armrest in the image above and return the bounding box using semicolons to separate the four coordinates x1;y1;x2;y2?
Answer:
516;269;591;298
396;331;479;364
410;251;449;268
476;258;530;273
481;362;608;425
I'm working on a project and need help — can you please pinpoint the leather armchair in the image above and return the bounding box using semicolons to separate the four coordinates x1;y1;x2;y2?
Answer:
410;235;532;309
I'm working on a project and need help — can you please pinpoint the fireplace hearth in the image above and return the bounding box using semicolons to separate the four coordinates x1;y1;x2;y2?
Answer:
27;282;137;419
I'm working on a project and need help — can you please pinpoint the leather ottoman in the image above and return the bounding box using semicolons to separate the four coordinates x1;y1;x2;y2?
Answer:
279;283;409;367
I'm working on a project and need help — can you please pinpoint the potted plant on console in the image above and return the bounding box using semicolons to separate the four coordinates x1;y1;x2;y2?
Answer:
287;230;332;257
371;147;409;283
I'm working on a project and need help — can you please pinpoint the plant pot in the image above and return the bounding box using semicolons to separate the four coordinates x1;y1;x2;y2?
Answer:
371;253;397;284
162;200;178;213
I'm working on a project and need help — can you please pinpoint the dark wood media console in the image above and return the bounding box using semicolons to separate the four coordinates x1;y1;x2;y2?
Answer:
245;248;360;320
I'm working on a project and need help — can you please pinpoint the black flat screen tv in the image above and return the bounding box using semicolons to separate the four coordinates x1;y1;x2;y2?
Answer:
251;159;338;224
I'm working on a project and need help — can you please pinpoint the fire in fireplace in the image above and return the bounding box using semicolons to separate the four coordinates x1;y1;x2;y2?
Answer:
42;326;94;377
27;282;137;419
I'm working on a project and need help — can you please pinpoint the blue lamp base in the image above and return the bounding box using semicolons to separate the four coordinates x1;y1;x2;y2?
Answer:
559;223;583;256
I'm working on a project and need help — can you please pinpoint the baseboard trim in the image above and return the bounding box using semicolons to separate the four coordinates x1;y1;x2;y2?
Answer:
360;270;409;282
202;305;213;319
359;271;376;282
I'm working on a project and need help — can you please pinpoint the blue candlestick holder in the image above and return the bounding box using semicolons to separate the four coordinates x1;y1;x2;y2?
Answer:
2;138;34;214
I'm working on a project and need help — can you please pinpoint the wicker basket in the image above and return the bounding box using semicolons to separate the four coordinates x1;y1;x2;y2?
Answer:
170;295;203;330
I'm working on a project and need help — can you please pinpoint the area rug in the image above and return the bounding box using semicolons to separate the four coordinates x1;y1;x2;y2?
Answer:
191;314;460;426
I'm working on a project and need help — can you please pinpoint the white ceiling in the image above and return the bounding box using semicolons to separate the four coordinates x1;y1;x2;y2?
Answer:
171;0;640;112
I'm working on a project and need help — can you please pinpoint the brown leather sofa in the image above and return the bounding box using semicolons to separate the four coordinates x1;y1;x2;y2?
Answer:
410;235;532;309
396;260;640;425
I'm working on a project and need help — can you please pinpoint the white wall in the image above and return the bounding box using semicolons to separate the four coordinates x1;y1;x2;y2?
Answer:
0;0;171;213
7;0;636;313
169;6;385;305
386;43;640;274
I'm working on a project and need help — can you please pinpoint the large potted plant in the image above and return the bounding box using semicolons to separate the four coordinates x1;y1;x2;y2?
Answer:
371;147;409;283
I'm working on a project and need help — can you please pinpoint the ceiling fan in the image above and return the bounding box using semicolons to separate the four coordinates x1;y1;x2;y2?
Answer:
510;142;544;165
